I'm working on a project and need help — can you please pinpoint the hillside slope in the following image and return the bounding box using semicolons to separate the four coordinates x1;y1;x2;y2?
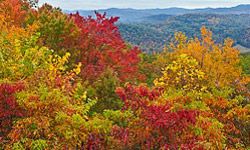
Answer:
118;14;250;52
65;4;250;23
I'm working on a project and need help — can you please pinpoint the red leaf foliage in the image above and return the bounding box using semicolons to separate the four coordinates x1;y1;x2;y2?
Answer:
0;82;26;141
116;83;163;110
0;0;28;26
115;84;199;149
70;12;144;82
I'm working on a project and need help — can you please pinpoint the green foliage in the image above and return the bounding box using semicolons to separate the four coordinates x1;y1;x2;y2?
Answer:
138;53;158;85
89;68;123;113
0;30;51;81
103;110;134;127
31;139;48;150
240;53;250;75
26;4;80;56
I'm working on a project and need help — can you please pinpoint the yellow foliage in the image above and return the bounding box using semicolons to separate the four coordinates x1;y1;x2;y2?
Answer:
47;52;82;82
154;54;207;93
169;26;242;87
0;15;41;81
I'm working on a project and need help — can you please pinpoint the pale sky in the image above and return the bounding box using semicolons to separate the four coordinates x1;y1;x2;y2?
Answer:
38;0;250;10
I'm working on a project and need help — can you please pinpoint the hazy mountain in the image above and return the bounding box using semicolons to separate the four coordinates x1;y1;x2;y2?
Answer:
118;14;250;53
65;5;250;53
65;4;250;23
141;14;173;23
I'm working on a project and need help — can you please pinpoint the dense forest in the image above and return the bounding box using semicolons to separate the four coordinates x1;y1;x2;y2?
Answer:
118;14;250;53
0;0;250;149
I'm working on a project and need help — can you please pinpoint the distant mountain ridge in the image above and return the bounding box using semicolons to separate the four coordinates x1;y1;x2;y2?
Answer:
64;5;250;53
117;13;250;53
64;4;250;23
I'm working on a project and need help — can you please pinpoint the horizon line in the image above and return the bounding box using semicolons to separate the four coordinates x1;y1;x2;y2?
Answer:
60;4;249;11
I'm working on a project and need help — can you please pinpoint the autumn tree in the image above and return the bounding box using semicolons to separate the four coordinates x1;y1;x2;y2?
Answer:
24;4;145;111
154;54;207;93
115;84;200;149
24;3;80;58
0;82;26;146
152;26;250;149
70;12;143;83
0;0;28;27
0;0;249;149
168;26;242;88
5;52;113;149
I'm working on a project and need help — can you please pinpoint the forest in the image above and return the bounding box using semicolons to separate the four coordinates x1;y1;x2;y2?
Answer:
0;0;250;149
118;14;250;53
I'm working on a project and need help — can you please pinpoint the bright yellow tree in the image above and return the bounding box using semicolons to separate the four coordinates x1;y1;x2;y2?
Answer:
154;54;206;93
169;26;242;87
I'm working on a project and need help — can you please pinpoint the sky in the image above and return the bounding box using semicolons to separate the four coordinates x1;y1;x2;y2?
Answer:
38;0;250;10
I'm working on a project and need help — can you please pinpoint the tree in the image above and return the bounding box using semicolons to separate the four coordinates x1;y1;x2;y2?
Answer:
0;82;26;146
70;12;143;83
25;3;80;57
154;54;206;93
169;26;242;88
0;0;29;27
116;84;199;149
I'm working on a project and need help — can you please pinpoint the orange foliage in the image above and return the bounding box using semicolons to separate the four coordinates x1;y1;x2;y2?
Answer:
170;26;242;87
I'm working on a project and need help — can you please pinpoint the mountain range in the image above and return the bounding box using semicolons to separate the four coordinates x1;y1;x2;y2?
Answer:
65;5;250;53
65;5;250;23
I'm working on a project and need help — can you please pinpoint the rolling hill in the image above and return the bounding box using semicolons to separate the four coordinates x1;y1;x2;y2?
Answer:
65;5;250;53
65;5;250;23
118;14;250;53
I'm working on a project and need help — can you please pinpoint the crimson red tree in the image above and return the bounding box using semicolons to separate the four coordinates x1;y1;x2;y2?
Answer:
115;84;199;149
70;12;144;83
0;82;26;142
